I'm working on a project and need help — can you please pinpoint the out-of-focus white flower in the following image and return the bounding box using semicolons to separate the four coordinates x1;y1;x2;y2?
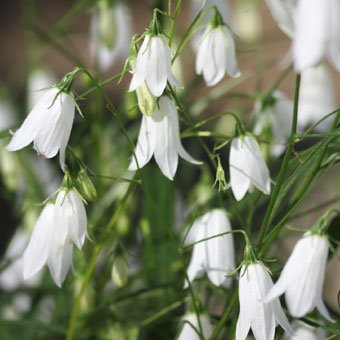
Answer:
254;91;293;156
196;24;240;86
111;256;128;288
293;0;340;72
265;232;331;320
0;229;41;291
129;96;201;180
288;321;326;340
90;1;132;72
23;203;73;287
265;0;296;38
54;189;88;249
298;63;337;132
6;87;75;169
229;135;270;201
185;209;235;288
236;262;292;340
190;0;231;51
129;34;179;97
178;313;214;340
27;68;57;111
2;293;32;321
0;96;16;132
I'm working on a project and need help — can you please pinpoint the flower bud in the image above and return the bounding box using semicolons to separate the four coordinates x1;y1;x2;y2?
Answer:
111;256;128;288
74;169;97;202
136;82;157;116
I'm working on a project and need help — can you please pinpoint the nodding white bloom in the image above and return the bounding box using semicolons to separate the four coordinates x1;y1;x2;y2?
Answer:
55;189;88;249
265;0;295;38
27;68;57;110
90;1;132;72
293;0;340;72
298;63;337;132
185;210;235;287
128;96;201;180
178;313;214;340
236;262;292;340
129;34;179;97
22;204;73;287
185;209;235;288
190;0;231;51
6;87;75;170
229;135;270;201
288;321;326;340
254;91;293;156
196;25;240;86
265;232;331;320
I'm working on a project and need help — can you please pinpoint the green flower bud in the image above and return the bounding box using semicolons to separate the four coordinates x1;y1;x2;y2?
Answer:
75;169;97;202
111;256;128;288
136;83;157;116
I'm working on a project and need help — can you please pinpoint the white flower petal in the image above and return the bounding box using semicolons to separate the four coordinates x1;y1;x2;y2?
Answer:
327;0;340;71
22;204;55;280
128;115;156;171
229;137;251;201
223;27;241;78
47;239;73;288
145;37;168;97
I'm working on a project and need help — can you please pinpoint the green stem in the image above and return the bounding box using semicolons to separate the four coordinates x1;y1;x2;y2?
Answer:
256;74;301;250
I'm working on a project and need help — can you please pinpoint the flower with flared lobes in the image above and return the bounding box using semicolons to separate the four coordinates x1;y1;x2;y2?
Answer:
128;96;201;180
293;0;340;72
265;0;295;38
90;1;132;72
128;34;179;97
22;203;73;288
177;313;214;340
298;63;337;132
185;209;235;287
265;232;331;320
229;135;270;201
254;91;293;156
6;87;75;170
54;189;88;250
196;25;240;86
236;262;292;340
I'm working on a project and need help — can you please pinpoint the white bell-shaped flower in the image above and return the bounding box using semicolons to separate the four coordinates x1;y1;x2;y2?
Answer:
129;34;179;97
90;1;132;72
128;96;201;180
185;209;235;288
293;0;340;72
55;189;88;249
196;25;240;86
265;0;295;38
265;232;331;320
298;63;337;132
177;313;214;340
6;87;75;169
254;91;293;156
288;321;326;340
22;203;73;287
236;262;292;340
229;135;270;201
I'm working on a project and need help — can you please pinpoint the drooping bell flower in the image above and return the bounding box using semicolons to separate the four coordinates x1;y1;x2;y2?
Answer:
128;33;179;97
90;0;132;72
265;231;331;320
229;134;270;201
254;91;293;156
177;313;214;340
293;0;340;72
288;321;326;340
128;95;201;180
298;63;337;132
196;8;240;86
184;209;235;288
236;245;292;340
6;75;76;170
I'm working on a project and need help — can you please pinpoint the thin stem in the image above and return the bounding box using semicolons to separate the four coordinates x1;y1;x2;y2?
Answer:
256;74;301;250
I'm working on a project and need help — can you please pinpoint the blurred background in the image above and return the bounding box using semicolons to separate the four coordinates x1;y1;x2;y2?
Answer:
0;0;339;339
